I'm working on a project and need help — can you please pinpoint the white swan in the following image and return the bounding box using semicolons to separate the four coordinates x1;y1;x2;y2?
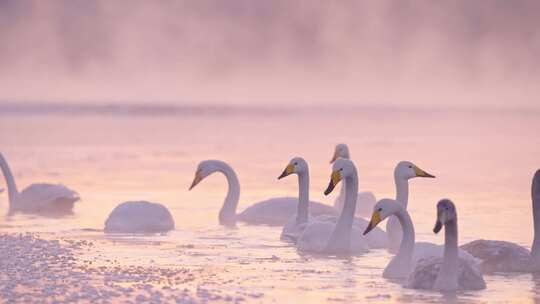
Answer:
0;153;80;216
363;199;480;280
387;161;435;253
189;160;336;227
277;157;387;248
104;201;175;233
296;158;369;254
460;169;540;273
407;199;486;291
330;144;377;217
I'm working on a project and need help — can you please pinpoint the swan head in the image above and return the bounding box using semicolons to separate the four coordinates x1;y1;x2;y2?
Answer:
278;157;308;179
330;144;350;163
394;161;435;180
433;199;457;233
364;198;402;235
324;158;355;195
189;160;221;190
533;169;540;200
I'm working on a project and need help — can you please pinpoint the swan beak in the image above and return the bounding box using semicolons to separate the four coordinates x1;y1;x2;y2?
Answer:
189;172;203;190
324;171;342;195
330;152;339;164
433;220;443;234
414;166;435;178
278;164;295;179
363;211;382;235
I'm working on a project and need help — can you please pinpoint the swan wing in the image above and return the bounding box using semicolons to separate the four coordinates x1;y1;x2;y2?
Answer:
315;215;388;249
104;201;175;233
407;256;486;290
461;239;531;273
237;197;336;226
20;183;79;204
413;242;480;266
334;191;377;218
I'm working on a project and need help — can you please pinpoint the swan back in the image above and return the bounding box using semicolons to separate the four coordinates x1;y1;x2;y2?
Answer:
104;201;175;233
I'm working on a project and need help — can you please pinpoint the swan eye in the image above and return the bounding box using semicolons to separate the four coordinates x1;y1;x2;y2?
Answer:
408;165;412;168
377;208;382;212
339;168;343;172
294;162;298;166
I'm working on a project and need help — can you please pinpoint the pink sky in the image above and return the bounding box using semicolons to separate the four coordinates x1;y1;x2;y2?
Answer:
1;1;539;108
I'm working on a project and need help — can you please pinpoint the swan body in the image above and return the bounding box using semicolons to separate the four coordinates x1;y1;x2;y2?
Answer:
386;161;435;253
190;160;336;227
330;144;377;217
104;201;175;233
296;158;369;254
407;199;485;291
237;197;336;227
364;198;484;291
460;169;540;273
0;153;80;216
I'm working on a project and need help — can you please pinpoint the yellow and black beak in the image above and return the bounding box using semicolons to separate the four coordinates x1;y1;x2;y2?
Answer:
363;211;382;235
189;171;203;190
278;164;295;179
414;166;435;178
324;170;342;195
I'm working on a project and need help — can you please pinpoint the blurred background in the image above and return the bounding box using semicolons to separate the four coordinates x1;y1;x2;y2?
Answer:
1;0;539;108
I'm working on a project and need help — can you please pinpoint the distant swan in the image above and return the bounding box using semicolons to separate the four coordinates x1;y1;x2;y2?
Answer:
407;199;486;291
0;153;80;216
461;169;540;273
295;158;369;254
330;144;377;217
364;199;480;282
104;201;175;233
277;157;386;248
189;160;336;227
386;161;435;253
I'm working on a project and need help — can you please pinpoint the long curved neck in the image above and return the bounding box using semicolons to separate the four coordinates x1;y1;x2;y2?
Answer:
532;177;540;261
395;175;409;208
394;207;415;262
213;161;240;226
440;219;459;283
296;169;309;224
0;154;18;209
326;171;358;252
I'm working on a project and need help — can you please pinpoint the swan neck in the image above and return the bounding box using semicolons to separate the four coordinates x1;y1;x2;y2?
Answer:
296;170;309;224
442;220;459;274
395;207;415;261
395;176;409;208
0;154;18;208
532;181;540;259
326;172;358;252
215;162;240;226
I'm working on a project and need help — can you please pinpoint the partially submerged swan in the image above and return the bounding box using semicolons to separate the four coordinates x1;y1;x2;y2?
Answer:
461;169;540;273
296;158;368;254
189;160;336;227
364;199;479;280
407;199;486;291
0;153;80;216
330;144;377;217
387;161;435;253
278;157;387;248
104;201;175;233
